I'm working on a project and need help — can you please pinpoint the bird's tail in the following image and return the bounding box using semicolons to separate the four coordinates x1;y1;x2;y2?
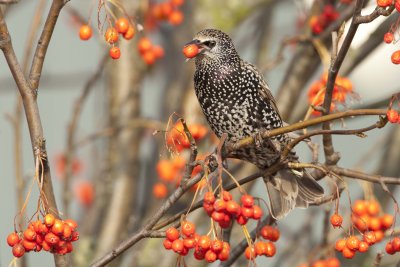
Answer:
264;168;324;219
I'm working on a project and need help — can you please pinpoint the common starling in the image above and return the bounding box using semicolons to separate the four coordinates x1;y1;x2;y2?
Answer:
185;29;324;219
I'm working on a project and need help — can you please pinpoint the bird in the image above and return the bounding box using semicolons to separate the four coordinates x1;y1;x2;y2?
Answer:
185;29;324;219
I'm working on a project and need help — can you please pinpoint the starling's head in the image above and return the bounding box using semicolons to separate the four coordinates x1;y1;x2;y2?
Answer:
185;29;240;68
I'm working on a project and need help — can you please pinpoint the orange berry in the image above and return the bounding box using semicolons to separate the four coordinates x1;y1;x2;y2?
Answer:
189;124;208;140
153;183;168;198
63;224;73;240
79;25;92;40
44;213;56;227
142;50;156;65
368;217;382;231
241;194;254;207
254;241;266;256
346;236;360;250
138;37;153;54
198;235;211;250
160;2;173;18
182;44;199;58
244;246;256;260
342;246;356;258
115;17;130;34
252;205;263;220
45;232;60;245
353;200;368;216
353;215;370;232
211;239;223;253
391;50;400;64
363;231;377;245
358;241;369;252
23;228;36;241
335;239;346;252
64;219;78;231
7;232;20;247
218;247;230;261
213;199;227;212
241;206;254;218
156;159;176;182
163;238;172;249
75;180;95;206
325;257;340;267
264;242;276;257
12;243;25;258
205;250;217;263
387;110;399;123
168;10;184;25
374;230;384;242
377;0;393;7
171;239;184;253
367;200;380;216
381;214;394;229
105;27;119;44
181;221;196;237
384;32;394;43
22;239;36;251
330;213;343;228
269;227;280;242
204;192;216;204
312;260;326;267
166;227;180;241
123;24;135;40
152;45;165;59
171;0;184;6
52;219;65;236
226;200;241;216
183;237;196;249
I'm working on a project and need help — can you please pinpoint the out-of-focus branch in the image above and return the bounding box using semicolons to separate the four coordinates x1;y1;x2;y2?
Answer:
62;53;108;217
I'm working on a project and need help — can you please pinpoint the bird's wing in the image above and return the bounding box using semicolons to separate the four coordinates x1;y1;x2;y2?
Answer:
242;61;282;119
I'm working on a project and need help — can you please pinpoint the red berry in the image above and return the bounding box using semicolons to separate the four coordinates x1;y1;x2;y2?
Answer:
363;231;377;245
213;199;227;212
236;215;248;225
12;243;25;258
7;232;20;247
181;221;196;237
205;250;217;262
386;241;396;254
264;242;276;257
244;246;256;260
384;32;394;43
377;0;393;7
211;240;223;253
226;200;241;216
241;207;254;218
252;205;263;220
241;194;254;207
342;247;356;258
45;232;60;245
203;192;216;204
198;235;211;250
109;47;121;60
218;247;230;261
396;0;400;11
254;241;266;256
163;239;172;249
222;190;232;201
346;236;360;250
330;213;343;228
182;44;199;59
387;109;399;123
64;219;78;231
166;227;180;241
392;237;400;251
171;239;184;253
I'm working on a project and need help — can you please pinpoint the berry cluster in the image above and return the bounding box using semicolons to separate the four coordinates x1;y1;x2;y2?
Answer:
146;0;184;29
380;0;400;64
335;233;375;258
6;214;79;258
166;121;208;153
163;222;230;263
332;200;396;259
387;109;400;123
79;17;135;60
307;73;353;115
203;192;263;228
385;237;400;255
137;37;165;65
309;4;339;35
245;225;280;260
298;257;340;267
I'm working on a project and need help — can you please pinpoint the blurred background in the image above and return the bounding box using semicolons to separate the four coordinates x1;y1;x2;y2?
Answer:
0;0;399;266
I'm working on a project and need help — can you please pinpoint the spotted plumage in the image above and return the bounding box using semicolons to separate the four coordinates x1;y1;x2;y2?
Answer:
186;29;324;219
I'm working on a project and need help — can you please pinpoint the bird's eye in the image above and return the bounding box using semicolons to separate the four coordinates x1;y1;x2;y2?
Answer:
203;40;216;49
